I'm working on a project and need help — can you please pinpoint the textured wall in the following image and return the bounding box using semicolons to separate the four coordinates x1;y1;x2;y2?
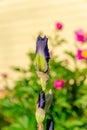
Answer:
0;0;87;73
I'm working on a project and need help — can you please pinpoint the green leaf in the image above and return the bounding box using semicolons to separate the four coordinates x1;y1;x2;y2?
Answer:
65;51;75;59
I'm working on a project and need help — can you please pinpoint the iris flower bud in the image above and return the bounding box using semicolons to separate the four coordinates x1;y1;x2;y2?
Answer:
35;36;50;73
46;118;54;130
38;90;45;109
36;91;46;123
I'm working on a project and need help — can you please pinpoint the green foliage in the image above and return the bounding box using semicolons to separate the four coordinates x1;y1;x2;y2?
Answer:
0;29;87;130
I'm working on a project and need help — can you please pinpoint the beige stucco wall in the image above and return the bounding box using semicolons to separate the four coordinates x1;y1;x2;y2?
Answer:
0;0;87;74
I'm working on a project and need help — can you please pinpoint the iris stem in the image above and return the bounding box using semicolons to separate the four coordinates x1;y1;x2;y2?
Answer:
40;78;46;91
38;123;44;130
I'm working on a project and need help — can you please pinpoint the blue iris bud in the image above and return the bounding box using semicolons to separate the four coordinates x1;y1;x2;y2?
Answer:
36;91;46;123
38;90;45;109
35;35;50;72
46;118;54;130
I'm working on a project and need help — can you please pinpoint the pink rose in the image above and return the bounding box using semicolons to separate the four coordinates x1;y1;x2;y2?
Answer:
1;73;7;79
55;22;63;30
54;79;65;89
75;29;87;43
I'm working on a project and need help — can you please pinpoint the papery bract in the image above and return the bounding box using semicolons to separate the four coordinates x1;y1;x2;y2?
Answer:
45;89;53;110
36;108;45;123
35;36;50;72
54;79;65;89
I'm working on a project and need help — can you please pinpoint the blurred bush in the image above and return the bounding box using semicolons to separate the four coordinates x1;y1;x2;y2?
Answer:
0;23;87;130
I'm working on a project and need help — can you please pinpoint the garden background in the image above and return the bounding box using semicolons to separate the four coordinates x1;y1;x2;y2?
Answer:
0;0;87;130
0;0;87;77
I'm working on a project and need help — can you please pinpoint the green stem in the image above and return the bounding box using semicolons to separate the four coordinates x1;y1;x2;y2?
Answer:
38;123;44;130
40;78;46;91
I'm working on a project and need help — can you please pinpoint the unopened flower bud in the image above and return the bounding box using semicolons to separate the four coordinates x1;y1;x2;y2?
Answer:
36;91;46;123
35;36;50;73
46;118;54;130
38;90;45;109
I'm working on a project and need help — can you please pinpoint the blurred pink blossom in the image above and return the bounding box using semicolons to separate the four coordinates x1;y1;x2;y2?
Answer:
76;49;87;60
75;29;87;43
54;79;65;89
2;73;7;79
49;50;54;57
0;89;7;99
55;22;63;30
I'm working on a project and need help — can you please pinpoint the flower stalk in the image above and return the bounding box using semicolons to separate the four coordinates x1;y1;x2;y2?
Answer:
38;123;44;130
35;35;54;130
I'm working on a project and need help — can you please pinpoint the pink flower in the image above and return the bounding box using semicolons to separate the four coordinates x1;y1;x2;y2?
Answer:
54;79;65;89
75;29;87;43
1;73;7;79
55;22;63;30
76;49;87;60
49;50;53;57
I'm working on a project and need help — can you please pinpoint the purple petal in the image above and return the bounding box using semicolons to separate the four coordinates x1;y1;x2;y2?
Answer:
46;118;54;130
38;91;45;109
36;35;50;62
